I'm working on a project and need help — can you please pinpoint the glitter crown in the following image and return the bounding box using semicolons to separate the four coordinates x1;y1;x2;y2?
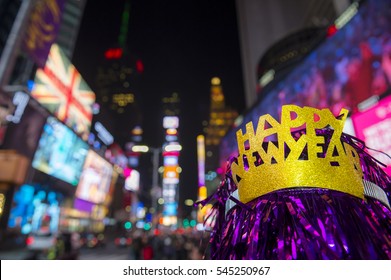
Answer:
231;105;364;204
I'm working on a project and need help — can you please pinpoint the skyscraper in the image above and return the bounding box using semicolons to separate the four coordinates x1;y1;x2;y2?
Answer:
93;0;144;147
204;77;238;193
235;0;350;108
0;0;21;57
0;0;87;87
160;92;181;227
56;0;87;60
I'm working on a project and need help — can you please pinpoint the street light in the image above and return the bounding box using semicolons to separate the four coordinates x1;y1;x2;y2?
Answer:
131;145;149;153
163;143;182;152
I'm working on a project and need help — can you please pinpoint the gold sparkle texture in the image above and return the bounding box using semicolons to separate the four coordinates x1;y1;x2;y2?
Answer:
231;105;364;204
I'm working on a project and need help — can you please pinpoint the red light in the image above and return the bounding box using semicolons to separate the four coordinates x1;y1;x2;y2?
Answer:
26;236;34;245
136;59;144;73
123;167;132;177
104;48;123;59
326;25;338;37
162;151;180;157
126;151;141;157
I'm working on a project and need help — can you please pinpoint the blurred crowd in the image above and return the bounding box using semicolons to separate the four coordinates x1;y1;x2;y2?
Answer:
127;230;210;260
22;229;211;260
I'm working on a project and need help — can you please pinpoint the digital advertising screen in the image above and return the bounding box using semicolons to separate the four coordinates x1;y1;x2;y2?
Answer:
73;197;95;213
75;150;113;204
163;202;178;216
351;95;391;175
32;117;89;186
124;169;140;192
8;184;62;235
163;116;179;129
31;44;96;141
220;0;391;168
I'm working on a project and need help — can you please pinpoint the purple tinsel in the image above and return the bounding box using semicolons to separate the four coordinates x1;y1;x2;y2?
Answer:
206;129;391;260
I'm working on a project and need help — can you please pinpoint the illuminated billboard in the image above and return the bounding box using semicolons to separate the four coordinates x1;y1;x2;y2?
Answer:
75;150;113;204
163;156;178;166
22;0;66;68
124;169;140;192
163;116;179;129
32;117;89;186
31;44;96;140
352;95;391;175
8;184;62;235
163;202;178;216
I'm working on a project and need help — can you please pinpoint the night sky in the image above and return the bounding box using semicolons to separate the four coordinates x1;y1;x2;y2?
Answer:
72;0;246;211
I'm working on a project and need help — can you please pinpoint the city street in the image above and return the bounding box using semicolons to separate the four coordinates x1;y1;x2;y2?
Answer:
0;230;210;260
0;241;130;260
78;244;130;260
2;0;391;270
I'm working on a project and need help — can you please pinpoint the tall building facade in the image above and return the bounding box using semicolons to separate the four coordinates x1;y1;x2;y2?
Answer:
0;0;21;57
204;77;238;193
56;0;87;60
0;0;35;87
160;92;181;227
93;0;144;147
0;0;86;87
94;46;143;144
235;0;350;108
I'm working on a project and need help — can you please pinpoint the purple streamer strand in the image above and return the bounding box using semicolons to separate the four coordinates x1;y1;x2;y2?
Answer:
205;129;391;260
